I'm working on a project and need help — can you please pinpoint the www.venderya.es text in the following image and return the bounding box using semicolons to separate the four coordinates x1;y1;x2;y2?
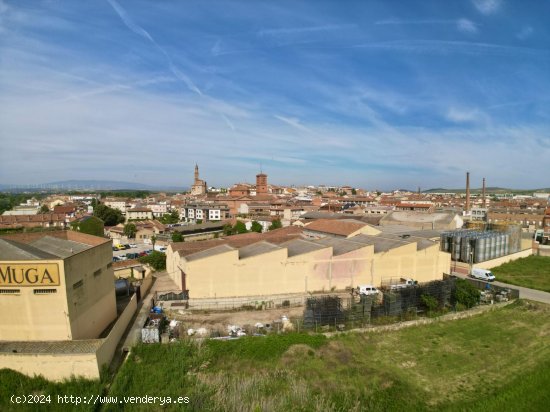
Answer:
11;394;190;406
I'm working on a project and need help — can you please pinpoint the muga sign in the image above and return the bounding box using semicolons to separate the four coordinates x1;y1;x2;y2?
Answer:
0;263;60;287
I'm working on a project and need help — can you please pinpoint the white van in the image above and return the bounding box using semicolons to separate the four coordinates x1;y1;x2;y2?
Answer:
471;268;496;282
357;285;380;296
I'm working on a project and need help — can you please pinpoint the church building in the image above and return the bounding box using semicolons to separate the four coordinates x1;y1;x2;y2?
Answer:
190;164;207;196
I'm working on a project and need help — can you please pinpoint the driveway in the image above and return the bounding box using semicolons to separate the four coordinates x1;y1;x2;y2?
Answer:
453;272;550;304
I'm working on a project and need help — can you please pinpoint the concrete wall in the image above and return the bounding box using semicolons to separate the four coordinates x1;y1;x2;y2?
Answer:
473;248;533;270
0;294;138;382
0;352;100;382
0;259;72;341
96;294;138;370
64;242;117;340
172;238;451;298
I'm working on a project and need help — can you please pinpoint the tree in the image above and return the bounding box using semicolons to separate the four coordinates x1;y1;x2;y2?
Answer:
250;221;263;233
223;224;233;236
234;220;248;234
40;204;50;213
70;216;104;237
123;223;137;239
268;219;282;231
159;210;179;224
351;188;357;195
172;232;183;242
139;251;166;271
151;234;157;251
93;204;125;226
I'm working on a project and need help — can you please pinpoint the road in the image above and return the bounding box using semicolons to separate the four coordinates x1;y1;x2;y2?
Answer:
452;272;550;304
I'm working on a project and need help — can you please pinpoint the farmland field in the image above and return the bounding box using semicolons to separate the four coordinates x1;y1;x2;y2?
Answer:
1;300;550;411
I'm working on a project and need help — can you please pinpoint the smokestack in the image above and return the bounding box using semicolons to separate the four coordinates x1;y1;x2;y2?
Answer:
482;178;486;208
465;171;470;213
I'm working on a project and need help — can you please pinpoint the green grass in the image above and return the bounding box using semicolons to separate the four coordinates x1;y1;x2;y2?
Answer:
0;369;103;412
2;300;549;411
491;255;550;292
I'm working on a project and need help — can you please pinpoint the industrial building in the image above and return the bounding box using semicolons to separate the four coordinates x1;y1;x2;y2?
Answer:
0;231;117;341
166;221;450;298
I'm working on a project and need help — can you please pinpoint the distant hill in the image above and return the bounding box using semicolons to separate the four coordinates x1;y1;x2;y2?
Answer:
423;187;550;194
0;180;187;192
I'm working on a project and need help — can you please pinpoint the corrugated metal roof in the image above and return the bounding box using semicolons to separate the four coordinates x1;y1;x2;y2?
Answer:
0;238;57;260
238;241;282;259
0;340;103;354
280;239;329;257
186;244;235;262
29;236;89;258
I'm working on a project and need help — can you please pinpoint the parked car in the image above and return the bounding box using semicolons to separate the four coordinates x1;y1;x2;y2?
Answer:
138;251;148;257
126;253;140;259
112;246;118;252
115;244;126;250
112;256;121;262
129;243;137;248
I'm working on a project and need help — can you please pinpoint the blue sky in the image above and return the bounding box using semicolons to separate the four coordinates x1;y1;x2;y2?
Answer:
0;0;549;190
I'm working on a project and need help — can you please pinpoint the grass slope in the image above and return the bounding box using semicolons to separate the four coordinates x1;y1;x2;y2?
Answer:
1;301;549;411
491;255;550;292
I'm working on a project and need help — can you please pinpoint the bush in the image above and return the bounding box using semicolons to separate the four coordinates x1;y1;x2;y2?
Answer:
139;251;166;271
453;279;480;308
421;294;438;313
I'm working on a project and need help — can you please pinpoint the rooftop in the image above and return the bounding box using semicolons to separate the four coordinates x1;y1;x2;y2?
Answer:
238;241;282;259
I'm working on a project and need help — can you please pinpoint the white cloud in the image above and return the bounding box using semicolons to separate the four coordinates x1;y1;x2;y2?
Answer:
274;115;312;133
445;107;486;123
516;26;534;40
472;0;502;15
457;19;478;34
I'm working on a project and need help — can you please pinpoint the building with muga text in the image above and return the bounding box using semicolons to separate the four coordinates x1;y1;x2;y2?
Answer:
0;231;117;341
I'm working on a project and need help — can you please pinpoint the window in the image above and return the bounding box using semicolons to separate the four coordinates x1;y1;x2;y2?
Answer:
73;280;83;289
0;289;20;295
34;289;57;295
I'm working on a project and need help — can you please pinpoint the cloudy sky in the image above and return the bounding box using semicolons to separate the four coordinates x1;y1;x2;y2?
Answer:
0;0;549;190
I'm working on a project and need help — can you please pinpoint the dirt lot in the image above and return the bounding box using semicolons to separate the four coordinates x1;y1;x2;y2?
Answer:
164;306;304;337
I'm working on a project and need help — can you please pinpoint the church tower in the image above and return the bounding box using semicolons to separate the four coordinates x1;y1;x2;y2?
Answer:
191;164;207;196
256;172;268;196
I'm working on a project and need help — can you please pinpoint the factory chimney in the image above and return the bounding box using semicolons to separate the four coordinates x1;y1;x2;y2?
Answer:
465;171;470;213
482;178;486;208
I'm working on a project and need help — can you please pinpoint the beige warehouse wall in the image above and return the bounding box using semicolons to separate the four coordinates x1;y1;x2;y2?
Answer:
176;240;448;299
0;259;71;341
64;243;117;340
0;353;100;381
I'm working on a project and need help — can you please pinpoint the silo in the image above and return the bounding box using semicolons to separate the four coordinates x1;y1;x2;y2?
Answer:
495;234;501;258
500;234;506;256
453;235;462;261
461;237;472;263
477;235;486;262
503;234;510;255
488;233;497;260
473;236;482;263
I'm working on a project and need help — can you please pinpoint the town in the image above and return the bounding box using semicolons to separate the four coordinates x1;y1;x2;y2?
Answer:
1;0;550;410
1;168;550;395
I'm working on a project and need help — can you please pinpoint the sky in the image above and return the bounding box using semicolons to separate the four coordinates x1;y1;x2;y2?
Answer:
0;0;549;191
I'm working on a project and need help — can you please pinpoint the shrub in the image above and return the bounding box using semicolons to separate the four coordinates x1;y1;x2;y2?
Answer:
421;294;439;313
453;279;480;308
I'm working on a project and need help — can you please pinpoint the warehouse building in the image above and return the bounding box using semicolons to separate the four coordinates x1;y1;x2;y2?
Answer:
0;231;117;341
166;221;450;298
